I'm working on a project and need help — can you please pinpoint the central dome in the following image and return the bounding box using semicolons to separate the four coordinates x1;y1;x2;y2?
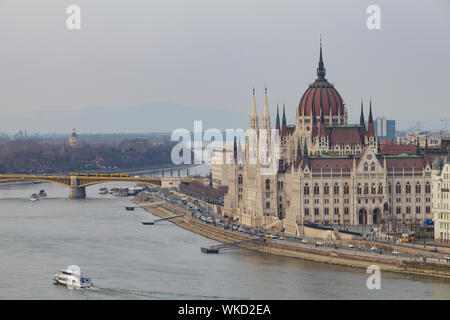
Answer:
298;44;345;118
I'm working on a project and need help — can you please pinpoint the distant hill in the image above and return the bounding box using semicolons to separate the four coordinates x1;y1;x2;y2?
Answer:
0;102;249;134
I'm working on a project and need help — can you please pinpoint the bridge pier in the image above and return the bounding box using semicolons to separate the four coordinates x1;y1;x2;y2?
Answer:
68;187;86;199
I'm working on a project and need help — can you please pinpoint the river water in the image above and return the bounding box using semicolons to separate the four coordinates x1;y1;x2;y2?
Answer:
0;180;449;300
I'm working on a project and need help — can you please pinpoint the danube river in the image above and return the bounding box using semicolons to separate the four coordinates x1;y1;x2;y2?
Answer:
1;181;449;299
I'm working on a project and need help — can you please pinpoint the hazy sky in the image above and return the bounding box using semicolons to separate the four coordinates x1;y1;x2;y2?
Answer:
0;0;449;131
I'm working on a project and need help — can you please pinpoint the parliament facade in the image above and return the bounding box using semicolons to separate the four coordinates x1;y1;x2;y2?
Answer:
215;43;443;236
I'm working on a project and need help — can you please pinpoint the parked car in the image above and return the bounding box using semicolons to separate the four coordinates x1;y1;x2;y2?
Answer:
279;236;286;240
327;242;335;247
316;241;323;246
392;250;400;255
301;239;308;243
431;248;439;253
270;234;277;239
348;244;355;248
370;246;379;252
358;246;365;251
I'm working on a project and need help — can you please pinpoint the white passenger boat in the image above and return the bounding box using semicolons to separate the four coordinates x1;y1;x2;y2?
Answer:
53;265;93;289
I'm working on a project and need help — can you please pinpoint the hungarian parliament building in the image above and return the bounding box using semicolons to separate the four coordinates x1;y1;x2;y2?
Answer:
212;43;449;236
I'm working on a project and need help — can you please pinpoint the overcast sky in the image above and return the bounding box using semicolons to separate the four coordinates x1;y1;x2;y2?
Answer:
0;0;449;132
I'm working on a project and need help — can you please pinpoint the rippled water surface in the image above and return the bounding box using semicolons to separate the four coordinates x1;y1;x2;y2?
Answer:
1;182;449;299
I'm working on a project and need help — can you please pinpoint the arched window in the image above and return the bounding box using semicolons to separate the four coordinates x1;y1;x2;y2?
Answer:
344;183;349;195
304;184;310;195
425;182;431;193
371;183;376;195
371;162;376;171
396;182;401;194
357;183;362;195
265;179;270;190
323;183;329;195
378;183;383;194
415;182;421;194
364;162;368;172
364;183;369;195
333;183;339;195
238;174;243;185
388;183;392;194
314;183;320;195
406;182;411;194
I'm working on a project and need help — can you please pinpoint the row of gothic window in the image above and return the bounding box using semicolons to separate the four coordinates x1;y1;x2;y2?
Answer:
303;182;431;195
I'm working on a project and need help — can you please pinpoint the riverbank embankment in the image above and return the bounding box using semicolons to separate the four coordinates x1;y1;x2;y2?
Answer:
133;196;450;280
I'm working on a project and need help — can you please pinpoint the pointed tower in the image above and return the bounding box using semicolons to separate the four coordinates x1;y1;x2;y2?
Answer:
317;36;326;81
275;104;280;132
360;100;365;127
249;88;258;130
367;99;375;137
262;87;271;130
281;104;287;137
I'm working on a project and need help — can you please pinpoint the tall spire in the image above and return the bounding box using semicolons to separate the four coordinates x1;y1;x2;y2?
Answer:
360;100;365;126
262;86;271;129
316;36;326;80
281;103;287;136
367;99;375;137
249;88;258;129
275;104;280;131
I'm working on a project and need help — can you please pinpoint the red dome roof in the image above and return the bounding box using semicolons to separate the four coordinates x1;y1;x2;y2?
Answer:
298;43;345;117
298;80;344;117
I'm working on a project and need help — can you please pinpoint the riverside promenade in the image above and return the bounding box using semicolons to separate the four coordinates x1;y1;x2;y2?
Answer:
133;194;450;280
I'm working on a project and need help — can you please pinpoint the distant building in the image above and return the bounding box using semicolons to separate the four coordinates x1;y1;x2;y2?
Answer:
69;129;79;148
374;117;395;142
432;155;450;243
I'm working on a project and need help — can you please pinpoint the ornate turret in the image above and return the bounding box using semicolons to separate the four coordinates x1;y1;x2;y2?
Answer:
249;88;258;130
317;37;326;80
360;100;365;127
262;87;271;130
281;104;287;137
275;104;280;131
367;100;375;137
